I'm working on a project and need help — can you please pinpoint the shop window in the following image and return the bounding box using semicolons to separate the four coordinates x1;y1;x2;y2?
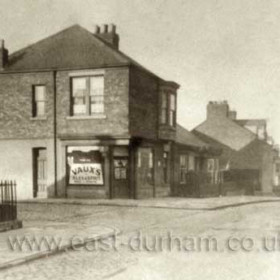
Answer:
207;159;215;172
137;148;154;185
71;76;104;116
67;146;104;185
163;152;169;183
180;155;188;184
188;155;195;171
195;157;202;171
207;158;219;184
114;158;128;180
148;151;154;182
33;85;46;117
137;150;142;168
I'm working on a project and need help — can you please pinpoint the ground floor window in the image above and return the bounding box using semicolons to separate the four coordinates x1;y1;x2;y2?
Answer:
207;158;219;184
163;152;169;183
114;157;128;180
67;146;104;185
148;150;154;183
188;155;195;171
180;155;188;184
137;148;154;185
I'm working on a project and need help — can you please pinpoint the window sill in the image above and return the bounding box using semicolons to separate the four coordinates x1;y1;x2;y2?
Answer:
66;114;107;120
30;116;47;121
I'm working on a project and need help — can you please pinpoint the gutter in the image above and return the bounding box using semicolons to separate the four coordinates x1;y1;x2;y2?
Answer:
53;71;58;197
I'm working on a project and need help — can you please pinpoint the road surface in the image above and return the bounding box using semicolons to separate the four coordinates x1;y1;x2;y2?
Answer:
1;201;280;279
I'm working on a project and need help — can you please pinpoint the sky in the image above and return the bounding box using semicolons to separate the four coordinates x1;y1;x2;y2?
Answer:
0;0;279;143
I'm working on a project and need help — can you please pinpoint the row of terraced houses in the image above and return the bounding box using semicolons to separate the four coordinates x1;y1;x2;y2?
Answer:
0;24;279;200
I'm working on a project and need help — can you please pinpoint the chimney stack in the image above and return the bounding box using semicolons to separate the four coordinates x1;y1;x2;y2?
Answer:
207;101;229;119
228;110;237;120
0;39;8;70
94;23;119;49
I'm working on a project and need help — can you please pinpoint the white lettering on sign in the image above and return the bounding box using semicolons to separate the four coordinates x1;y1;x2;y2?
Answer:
68;155;104;185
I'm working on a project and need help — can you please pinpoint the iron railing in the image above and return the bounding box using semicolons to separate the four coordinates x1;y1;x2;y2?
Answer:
0;181;17;222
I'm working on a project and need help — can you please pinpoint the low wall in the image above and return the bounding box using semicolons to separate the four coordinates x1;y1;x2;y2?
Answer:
0;220;22;232
175;170;258;198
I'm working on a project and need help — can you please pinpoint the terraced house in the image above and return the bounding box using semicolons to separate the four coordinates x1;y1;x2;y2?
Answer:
193;101;279;195
0;24;218;200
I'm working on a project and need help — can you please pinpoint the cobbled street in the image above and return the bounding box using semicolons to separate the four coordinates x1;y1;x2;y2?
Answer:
1;202;280;279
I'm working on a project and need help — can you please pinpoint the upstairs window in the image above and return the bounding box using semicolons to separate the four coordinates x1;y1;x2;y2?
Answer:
33;85;46;117
90;76;104;113
161;92;168;124
72;77;87;115
169;94;176;126
71;76;104;116
160;91;176;127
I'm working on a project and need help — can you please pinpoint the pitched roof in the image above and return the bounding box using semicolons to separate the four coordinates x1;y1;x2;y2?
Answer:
176;124;209;149
3;24;161;77
194;116;256;151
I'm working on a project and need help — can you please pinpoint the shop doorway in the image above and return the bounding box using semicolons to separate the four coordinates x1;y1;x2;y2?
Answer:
33;148;47;198
112;156;129;198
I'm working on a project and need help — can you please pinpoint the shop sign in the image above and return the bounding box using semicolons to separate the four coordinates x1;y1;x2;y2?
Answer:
67;150;104;185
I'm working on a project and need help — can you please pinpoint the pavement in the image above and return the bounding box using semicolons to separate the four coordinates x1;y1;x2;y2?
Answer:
0;208;119;271
19;195;280;211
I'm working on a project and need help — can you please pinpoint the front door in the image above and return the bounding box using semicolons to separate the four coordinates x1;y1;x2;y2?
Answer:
33;148;47;198
112;157;129;198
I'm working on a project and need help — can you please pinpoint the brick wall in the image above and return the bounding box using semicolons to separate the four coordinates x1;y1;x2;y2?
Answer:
0;72;54;139
56;67;130;138
129;67;159;140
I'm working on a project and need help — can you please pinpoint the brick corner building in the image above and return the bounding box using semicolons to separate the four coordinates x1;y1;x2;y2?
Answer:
0;24;218;200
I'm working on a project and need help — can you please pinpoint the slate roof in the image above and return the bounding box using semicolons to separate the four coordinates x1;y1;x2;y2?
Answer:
176;124;209;149
3;24;160;76
194;116;256;151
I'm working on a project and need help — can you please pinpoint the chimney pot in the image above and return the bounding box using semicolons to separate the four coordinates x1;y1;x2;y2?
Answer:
100;24;108;33
93;25;100;34
108;24;116;33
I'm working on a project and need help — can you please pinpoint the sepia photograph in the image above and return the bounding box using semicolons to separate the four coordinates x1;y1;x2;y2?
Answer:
0;0;279;279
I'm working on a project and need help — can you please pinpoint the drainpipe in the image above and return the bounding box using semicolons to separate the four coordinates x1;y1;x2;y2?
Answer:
53;71;58;197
